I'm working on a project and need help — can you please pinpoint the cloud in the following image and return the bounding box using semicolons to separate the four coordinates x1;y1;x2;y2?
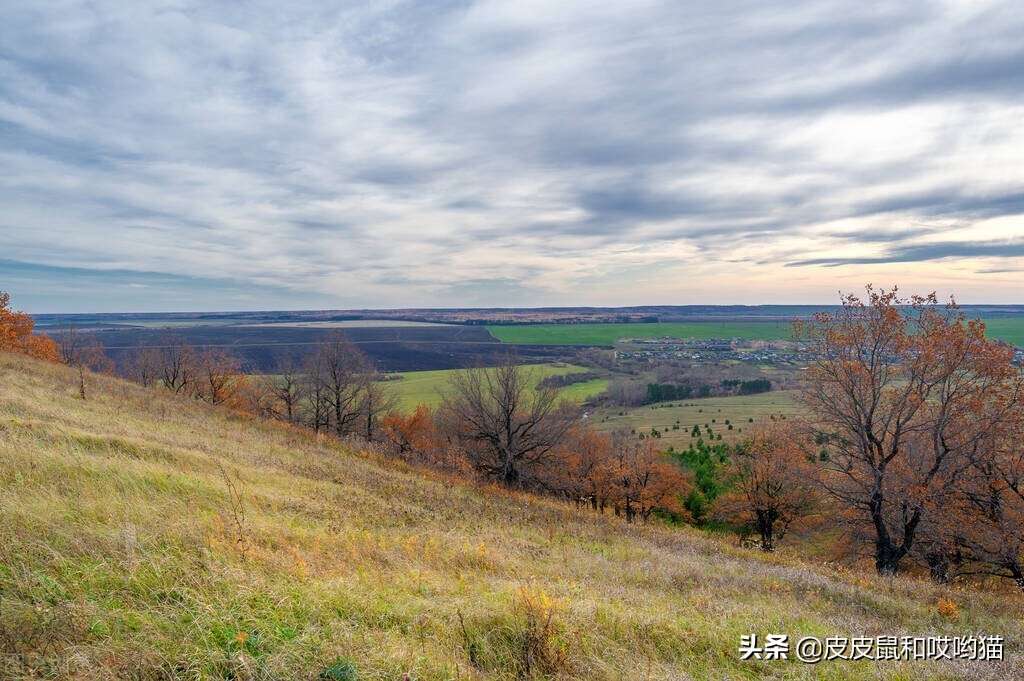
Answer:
1;0;1023;311
788;240;1024;267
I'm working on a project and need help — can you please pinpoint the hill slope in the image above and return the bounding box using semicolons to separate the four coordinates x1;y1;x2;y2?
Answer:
0;354;1021;680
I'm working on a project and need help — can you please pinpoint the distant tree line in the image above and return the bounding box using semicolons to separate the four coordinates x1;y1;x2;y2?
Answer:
535;371;602;390
720;378;771;395
643;379;770;404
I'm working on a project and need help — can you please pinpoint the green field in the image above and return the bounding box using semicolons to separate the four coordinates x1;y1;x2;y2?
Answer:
384;363;609;410
488;322;796;345
594;390;804;448
488;318;1024;347
982;318;1024;348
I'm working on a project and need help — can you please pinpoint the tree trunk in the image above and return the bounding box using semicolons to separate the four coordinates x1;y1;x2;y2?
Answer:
874;542;904;576
1008;563;1024;594
926;552;951;584
756;509;776;552
501;463;519;488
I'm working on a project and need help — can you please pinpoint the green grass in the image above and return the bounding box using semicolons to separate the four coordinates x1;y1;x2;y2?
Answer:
982;318;1024;348
488;322;796;345
384;364;608;410
594;391;804;448
487;318;1024;347
2;354;1023;679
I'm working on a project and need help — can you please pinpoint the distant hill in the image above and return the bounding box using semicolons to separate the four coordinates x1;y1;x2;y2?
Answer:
1;353;1021;679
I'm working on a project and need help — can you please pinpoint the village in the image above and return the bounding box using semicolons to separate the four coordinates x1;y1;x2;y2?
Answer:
614;336;810;365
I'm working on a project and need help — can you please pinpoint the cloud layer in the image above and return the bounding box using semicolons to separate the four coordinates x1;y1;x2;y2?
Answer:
2;0;1022;311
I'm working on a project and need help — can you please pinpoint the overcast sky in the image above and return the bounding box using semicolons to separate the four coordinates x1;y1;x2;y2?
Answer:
2;0;1023;312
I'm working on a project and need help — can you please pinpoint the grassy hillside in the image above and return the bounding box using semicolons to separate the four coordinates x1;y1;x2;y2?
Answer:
384;364;608;411
1;353;1021;680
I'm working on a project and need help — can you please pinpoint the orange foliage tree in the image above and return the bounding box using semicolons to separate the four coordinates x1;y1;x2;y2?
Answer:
615;436;690;523
544;427;618;511
380;404;470;474
796;286;1020;576
586;434;690;523
713;423;818;551
0;291;60;362
192;346;244;406
926;381;1024;589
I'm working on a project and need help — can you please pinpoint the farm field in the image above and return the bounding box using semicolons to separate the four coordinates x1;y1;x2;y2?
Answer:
385;363;609;410
246;320;452;328
593;390;804;448
487;321;793;345
488;318;1024;348
80;324;544;373
981;318;1024;348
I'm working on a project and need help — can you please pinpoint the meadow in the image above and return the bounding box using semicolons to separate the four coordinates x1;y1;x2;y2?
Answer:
593;391;805;448
2;353;1021;679
385;364;609;410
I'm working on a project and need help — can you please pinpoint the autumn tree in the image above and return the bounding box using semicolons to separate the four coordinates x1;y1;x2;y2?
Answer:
380;404;468;472
191;347;243;405
714;424;817;552
439;358;576;487
544;426;616;510
796;286;1019;576
597;433;690;523
0;290;60;362
382;404;438;459
618;435;689;522
928;388;1024;590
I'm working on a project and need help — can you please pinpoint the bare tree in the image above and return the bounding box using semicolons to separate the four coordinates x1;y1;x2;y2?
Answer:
156;337;197;395
302;368;332;434
440;358;576;487
307;331;372;437
266;356;306;424
56;325;113;399
357;380;397;441
126;344;163;387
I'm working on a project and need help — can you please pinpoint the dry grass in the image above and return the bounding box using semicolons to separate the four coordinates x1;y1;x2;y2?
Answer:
1;353;1022;679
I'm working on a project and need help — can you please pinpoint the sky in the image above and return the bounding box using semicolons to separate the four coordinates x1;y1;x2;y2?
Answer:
1;0;1023;313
